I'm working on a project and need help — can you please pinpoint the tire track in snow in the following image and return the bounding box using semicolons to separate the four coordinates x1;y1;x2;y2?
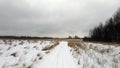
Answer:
55;47;61;68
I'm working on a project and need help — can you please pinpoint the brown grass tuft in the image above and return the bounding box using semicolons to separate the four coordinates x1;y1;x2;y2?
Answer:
42;41;59;51
67;39;84;49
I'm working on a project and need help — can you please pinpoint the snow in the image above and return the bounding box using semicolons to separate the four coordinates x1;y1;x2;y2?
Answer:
0;40;53;68
0;40;120;68
32;41;77;68
71;42;120;68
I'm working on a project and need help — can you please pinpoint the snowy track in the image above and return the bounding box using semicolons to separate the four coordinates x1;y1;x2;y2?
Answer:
33;41;77;68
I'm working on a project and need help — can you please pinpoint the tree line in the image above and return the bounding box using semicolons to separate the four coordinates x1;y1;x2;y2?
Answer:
0;36;54;39
87;8;120;42
68;35;80;39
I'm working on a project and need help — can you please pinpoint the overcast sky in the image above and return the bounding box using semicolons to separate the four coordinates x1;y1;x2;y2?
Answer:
0;0;120;38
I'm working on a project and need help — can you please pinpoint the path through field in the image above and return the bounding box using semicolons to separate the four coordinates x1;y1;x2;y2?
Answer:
33;41;77;68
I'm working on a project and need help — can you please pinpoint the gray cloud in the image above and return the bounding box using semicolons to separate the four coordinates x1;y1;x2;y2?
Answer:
0;0;120;37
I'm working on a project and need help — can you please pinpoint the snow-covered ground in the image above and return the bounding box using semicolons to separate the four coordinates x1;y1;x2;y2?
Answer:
70;42;120;68
0;40;57;68
0;40;120;68
32;41;77;68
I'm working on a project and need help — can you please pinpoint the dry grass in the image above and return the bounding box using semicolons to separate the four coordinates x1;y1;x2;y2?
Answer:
67;39;85;61
67;39;85;49
2;39;13;45
84;41;120;46
42;41;59;51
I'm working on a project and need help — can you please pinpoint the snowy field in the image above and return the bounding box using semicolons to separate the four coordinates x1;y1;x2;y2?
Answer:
0;39;120;68
0;40;58;68
69;41;120;68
